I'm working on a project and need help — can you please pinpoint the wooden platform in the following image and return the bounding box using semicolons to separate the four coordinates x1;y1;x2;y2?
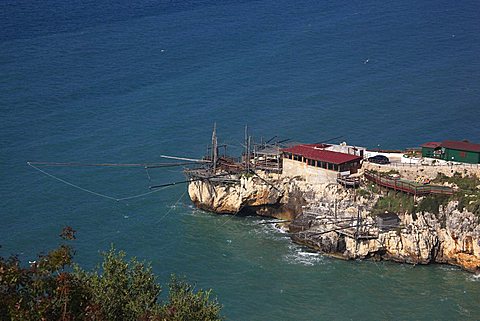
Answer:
336;228;379;240
364;170;453;196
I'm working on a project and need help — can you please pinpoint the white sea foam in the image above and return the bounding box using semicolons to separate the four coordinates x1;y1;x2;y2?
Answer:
467;274;480;282
283;244;324;266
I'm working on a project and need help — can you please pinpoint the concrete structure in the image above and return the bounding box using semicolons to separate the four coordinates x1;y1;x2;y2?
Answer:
421;140;480;164
324;142;366;157
282;144;363;184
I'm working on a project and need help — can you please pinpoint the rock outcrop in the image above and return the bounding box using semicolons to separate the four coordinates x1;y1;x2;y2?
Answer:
289;196;480;273
188;174;304;220
187;172;480;273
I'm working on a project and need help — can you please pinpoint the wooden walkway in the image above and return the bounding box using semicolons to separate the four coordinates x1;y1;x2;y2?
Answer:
364;170;453;196
336;226;379;240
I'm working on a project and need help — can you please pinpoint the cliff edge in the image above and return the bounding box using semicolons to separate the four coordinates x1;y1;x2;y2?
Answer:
187;172;480;273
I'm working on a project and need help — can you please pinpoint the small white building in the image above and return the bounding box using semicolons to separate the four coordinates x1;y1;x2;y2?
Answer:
324;142;366;158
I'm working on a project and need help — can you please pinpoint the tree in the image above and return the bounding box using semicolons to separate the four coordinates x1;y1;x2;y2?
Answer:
161;276;223;321
0;227;224;321
73;247;162;320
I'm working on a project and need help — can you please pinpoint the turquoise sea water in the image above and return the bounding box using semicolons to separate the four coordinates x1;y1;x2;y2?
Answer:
1;0;480;319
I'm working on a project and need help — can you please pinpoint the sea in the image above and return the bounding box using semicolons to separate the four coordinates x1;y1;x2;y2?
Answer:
1;0;480;320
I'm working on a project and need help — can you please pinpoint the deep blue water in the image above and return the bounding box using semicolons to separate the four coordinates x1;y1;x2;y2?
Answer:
1;0;480;319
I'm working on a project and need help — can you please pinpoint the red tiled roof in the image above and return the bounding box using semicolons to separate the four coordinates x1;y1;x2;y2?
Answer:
441;140;480;153
282;144;363;165
421;142;441;149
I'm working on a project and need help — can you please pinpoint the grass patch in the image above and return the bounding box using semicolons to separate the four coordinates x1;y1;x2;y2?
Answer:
372;192;415;215
241;172;254;179
432;172;480;190
430;172;480;217
417;195;450;215
357;188;371;198
384;169;400;175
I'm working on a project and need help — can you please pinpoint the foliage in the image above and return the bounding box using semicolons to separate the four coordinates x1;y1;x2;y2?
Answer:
384;169;400;175
0;227;224;321
432;172;480;191
416;195;450;215
73;247;162;321
372;192;415;215
432;173;480;217
161;276;223;321
356;188;371;198
240;172;254;179
0;227;89;321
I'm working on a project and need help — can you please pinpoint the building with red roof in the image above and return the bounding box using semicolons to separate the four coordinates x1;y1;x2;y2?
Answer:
421;140;480;164
281;144;363;184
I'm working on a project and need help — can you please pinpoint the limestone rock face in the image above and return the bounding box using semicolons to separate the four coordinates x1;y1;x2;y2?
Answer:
288;193;480;273
333;209;480;273
187;172;480;273
188;174;293;219
435;204;480;271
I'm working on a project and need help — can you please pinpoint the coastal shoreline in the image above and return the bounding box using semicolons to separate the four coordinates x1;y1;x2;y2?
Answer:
187;163;480;274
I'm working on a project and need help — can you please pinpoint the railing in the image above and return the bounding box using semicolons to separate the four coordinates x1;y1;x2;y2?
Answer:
367;161;480;168
364;170;453;195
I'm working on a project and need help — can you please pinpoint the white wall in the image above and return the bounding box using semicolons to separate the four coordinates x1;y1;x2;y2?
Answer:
282;158;338;184
401;155;421;164
364;151;404;160
325;144;366;156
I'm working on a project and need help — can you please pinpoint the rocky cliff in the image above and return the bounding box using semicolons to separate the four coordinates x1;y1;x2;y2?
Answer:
187;172;480;273
188;174;305;220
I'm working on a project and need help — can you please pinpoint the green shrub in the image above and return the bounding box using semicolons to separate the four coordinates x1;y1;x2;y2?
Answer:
357;188;371;198
431;173;480;217
372;192;415;214
417;195;449;215
0;227;224;321
73;247;162;320
162;276;223;321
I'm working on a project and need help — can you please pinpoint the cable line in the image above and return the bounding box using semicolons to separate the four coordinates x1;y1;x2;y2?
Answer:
27;162;170;202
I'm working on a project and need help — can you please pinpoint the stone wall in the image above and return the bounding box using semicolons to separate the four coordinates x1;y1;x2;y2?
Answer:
363;162;480;180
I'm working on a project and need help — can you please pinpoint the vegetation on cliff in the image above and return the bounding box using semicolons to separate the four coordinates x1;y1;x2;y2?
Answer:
365;172;480;218
432;172;480;216
0;227;223;321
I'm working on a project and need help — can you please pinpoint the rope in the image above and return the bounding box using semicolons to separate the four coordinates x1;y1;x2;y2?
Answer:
145;167;152;181
27;161;195;168
27;162;169;202
157;189;188;224
218;211;240;227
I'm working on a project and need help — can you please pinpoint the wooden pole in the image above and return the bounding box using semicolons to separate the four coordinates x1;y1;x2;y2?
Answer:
211;123;218;173
247;135;252;172
244;125;248;170
356;206;361;239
